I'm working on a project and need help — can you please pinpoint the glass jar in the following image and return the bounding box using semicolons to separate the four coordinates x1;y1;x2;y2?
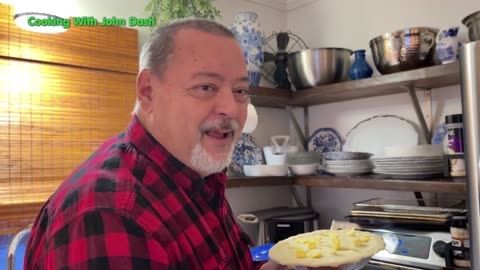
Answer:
450;215;470;268
445;114;465;177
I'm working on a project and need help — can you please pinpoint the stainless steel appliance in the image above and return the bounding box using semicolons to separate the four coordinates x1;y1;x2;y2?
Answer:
237;207;320;245
460;40;480;270
331;220;453;270
360;227;451;270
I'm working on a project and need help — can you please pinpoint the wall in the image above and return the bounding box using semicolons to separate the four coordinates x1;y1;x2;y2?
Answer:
286;0;479;228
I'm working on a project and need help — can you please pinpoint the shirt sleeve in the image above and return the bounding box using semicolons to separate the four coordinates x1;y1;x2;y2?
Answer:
42;210;169;270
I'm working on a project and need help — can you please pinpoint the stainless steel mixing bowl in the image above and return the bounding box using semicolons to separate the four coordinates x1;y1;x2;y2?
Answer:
369;27;439;74
287;48;353;90
463;11;480;41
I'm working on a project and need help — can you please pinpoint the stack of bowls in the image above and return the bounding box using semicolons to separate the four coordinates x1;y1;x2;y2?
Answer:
286;151;322;176
322;152;373;176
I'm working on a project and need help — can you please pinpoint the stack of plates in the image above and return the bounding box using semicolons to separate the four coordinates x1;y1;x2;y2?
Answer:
323;160;373;176
372;156;444;179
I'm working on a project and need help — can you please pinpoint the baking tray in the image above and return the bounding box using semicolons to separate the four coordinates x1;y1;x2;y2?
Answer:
346;215;450;231
350;207;451;222
354;198;466;214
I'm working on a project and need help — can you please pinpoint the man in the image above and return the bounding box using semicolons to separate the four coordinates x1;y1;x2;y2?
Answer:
25;18;289;269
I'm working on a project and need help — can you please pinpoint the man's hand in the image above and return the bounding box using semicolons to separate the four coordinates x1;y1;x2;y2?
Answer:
260;260;342;270
259;260;290;270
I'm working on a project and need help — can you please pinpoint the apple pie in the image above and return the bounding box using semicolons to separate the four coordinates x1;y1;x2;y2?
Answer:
268;229;385;268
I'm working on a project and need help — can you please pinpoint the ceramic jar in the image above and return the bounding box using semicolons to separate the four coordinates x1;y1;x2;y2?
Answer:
436;27;461;64
349;50;373;80
230;12;264;86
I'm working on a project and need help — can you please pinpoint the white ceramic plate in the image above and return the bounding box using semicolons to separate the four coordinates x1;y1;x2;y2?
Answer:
373;168;444;174
373;172;444;179
343;115;419;158
324;160;373;165
372;156;443;161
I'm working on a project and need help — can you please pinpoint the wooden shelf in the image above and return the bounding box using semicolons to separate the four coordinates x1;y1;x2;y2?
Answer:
0;175;466;234
227;176;294;188
250;62;460;107
249;86;293;108
226;174;467;194
295;175;467;194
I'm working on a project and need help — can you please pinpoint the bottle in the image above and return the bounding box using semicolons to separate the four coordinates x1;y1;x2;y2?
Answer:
445;114;465;177
450;215;470;267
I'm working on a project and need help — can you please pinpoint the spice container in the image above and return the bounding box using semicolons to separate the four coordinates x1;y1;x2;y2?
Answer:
445;114;465;176
450;215;470;268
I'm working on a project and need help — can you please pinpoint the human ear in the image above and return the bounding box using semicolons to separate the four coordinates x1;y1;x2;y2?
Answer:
136;69;154;113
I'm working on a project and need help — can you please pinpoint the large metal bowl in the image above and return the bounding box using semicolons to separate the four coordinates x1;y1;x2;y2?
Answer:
462;10;480;41
369;27;438;74
287;48;353;90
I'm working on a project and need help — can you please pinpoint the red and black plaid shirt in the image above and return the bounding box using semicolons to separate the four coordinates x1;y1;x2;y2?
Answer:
25;116;259;270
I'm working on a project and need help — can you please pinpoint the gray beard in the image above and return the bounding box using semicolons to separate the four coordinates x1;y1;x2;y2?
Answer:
190;143;234;176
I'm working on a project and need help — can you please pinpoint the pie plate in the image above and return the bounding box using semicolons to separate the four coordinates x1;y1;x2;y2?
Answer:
293;257;370;270
269;229;385;270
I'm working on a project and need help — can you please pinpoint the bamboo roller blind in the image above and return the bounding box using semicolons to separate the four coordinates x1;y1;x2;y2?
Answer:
0;4;138;232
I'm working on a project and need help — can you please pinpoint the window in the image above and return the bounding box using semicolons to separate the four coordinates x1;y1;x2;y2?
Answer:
0;5;138;233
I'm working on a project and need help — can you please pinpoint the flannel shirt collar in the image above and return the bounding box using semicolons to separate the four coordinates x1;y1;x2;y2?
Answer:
126;116;227;198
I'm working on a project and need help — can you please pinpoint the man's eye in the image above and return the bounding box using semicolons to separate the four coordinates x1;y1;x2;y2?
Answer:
234;88;249;96
233;88;250;102
199;84;214;91
188;84;217;99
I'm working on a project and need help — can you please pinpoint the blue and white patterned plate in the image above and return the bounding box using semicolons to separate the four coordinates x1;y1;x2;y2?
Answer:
307;128;342;153
431;122;447;145
231;133;264;174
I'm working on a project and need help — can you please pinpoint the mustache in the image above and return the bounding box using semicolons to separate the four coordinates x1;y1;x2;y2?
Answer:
200;118;240;134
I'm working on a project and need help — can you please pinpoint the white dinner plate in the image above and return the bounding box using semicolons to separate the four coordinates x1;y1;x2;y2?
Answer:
343;115;419;157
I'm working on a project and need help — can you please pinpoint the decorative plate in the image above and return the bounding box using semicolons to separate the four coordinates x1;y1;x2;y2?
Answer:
343;115;419;158
231;133;263;174
307;128;342;153
431;122;447;145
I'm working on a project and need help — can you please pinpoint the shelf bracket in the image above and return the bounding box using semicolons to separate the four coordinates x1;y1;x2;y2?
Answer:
286;106;307;151
404;86;432;144
286;107;312;208
304;107;312;208
404;86;433;206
